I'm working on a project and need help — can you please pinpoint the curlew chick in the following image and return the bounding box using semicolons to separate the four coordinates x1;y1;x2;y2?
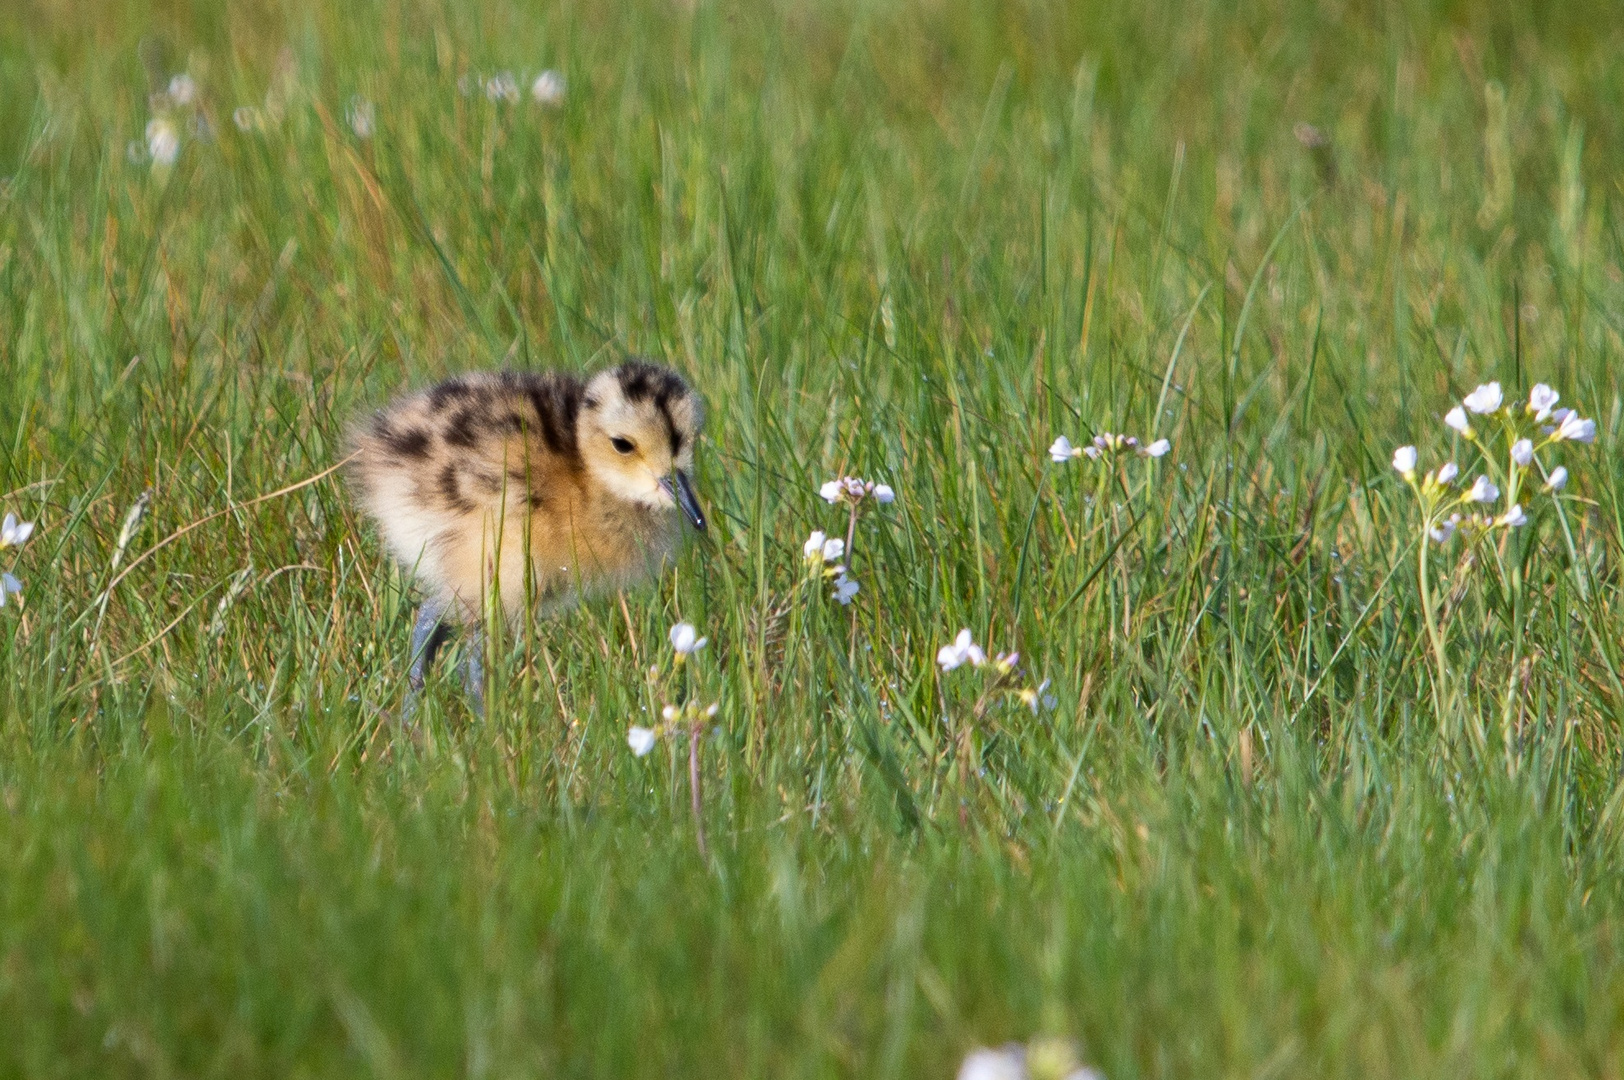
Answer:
349;360;706;714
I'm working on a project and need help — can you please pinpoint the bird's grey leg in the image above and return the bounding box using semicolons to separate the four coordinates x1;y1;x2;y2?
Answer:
404;598;451;723
460;620;486;718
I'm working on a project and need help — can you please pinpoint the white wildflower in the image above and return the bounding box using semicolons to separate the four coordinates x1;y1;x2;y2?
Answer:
1;513;34;548
1141;438;1171;458
167;74;197;106
1467;476;1499;503
819;476;890;505
1498;504;1527;528
146;118;180;166
1511;438;1534;467
627;726;657;757
1444;406;1470;434
1049;436;1082;463
1018;678;1054;713
1463;382;1503;414
347;97;375;138
1528;383;1559;421
1428;516;1458;544
1392;445;1418;478
1435;462;1459;485
957;1046;1027;1080
1545;466;1568;492
1554;412;1596;443
668;622;707;655
937;629;987;672
485;71;520;103
531;69;566;106
232;106;259;131
0;572;19;608
830;572;859;605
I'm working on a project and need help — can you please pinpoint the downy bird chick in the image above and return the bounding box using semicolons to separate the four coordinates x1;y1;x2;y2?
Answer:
349;360;706;714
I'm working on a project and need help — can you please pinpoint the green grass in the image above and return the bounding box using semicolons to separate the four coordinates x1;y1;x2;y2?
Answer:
4;0;1624;1075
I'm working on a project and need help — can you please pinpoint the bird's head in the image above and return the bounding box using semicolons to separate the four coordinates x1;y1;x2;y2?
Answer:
578;361;706;530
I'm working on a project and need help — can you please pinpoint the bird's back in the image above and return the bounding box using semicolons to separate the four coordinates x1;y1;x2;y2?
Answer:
350;370;598;619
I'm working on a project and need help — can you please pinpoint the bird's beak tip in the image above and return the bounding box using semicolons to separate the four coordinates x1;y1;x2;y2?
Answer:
663;472;707;531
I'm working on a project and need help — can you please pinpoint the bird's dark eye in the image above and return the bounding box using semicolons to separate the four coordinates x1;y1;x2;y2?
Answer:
610;436;636;455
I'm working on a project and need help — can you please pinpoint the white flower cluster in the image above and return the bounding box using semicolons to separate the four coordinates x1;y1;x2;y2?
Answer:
1395;381;1592;545
958;1037;1103;1080
1443;380;1595;444
1049;432;1169;463
627;700;717;758
457;68;567;107
135;73;203;168
936;629;1054;713
805;476;894;606
819;476;896;506
231;54;302;134
803;529;859;605
626;622;718;757
1;512;35;608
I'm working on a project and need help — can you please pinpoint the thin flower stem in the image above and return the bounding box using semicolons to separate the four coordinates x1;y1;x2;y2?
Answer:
1501;450;1526;767
845;502;860;665
689;718;707;858
1417;512;1454;755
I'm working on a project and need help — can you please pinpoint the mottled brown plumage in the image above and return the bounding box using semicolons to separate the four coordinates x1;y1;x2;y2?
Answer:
349;360;706;711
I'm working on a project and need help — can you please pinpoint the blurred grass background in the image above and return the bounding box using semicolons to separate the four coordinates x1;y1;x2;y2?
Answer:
3;0;1624;1075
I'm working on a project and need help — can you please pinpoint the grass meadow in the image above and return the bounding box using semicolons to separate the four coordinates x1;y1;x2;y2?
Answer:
5;0;1624;1075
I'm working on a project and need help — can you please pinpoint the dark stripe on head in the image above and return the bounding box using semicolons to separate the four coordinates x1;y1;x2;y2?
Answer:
427;377;473;410
616;360;687;407
521;373;583;460
444;407;481;448
658;399;681;454
437;463;475;513
385;425;432;460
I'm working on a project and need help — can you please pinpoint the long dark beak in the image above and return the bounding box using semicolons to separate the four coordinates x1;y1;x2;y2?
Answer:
660;471;707;531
